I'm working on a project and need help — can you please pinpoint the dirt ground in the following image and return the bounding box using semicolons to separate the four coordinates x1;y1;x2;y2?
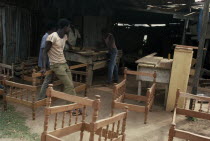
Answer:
1;74;210;141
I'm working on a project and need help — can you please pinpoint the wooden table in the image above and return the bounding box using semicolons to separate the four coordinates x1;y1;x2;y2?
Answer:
65;50;122;85
136;54;173;106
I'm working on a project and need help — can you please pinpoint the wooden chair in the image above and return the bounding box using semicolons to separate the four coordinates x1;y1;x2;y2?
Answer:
112;67;156;124
41;85;128;141
168;89;210;141
3;78;38;119
0;63;14;80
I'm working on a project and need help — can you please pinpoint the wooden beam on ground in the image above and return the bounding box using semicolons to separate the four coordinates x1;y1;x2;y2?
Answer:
191;0;210;96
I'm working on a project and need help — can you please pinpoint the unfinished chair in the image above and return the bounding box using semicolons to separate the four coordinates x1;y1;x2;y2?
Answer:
168;89;210;141
112;67;156;124
41;85;128;141
3;77;38;119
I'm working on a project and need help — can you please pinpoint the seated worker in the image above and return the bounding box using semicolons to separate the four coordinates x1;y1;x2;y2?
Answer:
38;22;56;100
43;19;82;114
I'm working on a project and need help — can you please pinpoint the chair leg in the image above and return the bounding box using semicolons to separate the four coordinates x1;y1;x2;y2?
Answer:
32;107;35;120
144;108;148;124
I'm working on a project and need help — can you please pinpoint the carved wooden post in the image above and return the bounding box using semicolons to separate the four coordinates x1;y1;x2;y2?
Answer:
111;84;117;116
32;69;36;86
122;107;128;141
168;124;175;141
144;88;150;124
89;95;100;141
41;84;53;141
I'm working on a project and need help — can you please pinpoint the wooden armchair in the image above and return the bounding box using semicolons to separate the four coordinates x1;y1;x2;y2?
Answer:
168;89;210;141
112;67;156;124
41;85;128;141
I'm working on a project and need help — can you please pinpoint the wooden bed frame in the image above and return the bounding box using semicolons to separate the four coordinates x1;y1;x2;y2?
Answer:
41;85;128;141
3;64;88;120
112;67;156;124
168;89;210;141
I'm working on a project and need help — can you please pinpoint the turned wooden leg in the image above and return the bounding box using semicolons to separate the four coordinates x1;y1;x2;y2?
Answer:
144;107;149;124
168;124;175;141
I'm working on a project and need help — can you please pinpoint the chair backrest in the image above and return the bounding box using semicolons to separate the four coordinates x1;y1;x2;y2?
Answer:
124;67;156;82
89;108;128;141
0;63;14;79
42;85;101;141
3;77;37;102
145;82;156;107
113;79;126;101
175;89;210;120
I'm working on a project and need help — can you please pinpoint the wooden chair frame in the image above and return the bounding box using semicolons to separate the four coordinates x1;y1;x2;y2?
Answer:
112;67;156;124
41;85;128;141
0;63;14;80
3;64;89;120
168;89;210;141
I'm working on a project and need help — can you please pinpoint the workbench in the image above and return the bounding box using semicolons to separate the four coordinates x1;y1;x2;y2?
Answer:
65;50;122;85
135;53;173;106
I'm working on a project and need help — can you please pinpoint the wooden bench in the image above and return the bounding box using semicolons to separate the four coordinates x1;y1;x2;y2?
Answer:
168;89;210;141
0;63;14;80
112;67;156;124
41;85;128;141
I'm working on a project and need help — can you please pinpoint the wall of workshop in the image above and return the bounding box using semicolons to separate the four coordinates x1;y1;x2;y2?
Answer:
0;6;32;64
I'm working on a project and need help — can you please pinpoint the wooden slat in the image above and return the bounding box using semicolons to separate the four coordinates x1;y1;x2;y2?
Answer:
176;108;210;120
75;84;86;93
6;96;32;107
115;95;124;102
112;135;123;141
126;70;154;78
174;129;210;141
22;75;42;84
50;89;94;107
124;94;147;102
114;102;145;112
95;128;118;139
69;64;87;70
5;80;37;91
94;112;126;130
0;63;12;69
49;123;83;138
46;103;83;115
71;70;87;76
46;134;62;141
179;92;210;101
34;99;47;108
114;79;126;89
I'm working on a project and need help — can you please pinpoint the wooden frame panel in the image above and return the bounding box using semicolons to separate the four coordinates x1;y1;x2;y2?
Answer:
112;68;156;124
168;89;210;141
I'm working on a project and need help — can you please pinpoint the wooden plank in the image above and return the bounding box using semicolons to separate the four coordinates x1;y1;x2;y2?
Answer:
69;64;87;69
166;47;193;111
114;102;145;113
176;108;210;120
125;94;147;102
112;135;123;141
75;84;86;93
174;129;210;141
46;103;83;115
93;61;107;70
49;123;83;138
5;80;37;91
34;99;46;108
126;70;154;78
114;79;126;89
0;63;12;69
46;134;62;141
50;89;94;107
6;96;32;107
93;112;126;130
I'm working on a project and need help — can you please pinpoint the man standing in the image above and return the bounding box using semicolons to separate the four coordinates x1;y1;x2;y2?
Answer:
38;22;56;100
102;28;119;84
43;19;76;96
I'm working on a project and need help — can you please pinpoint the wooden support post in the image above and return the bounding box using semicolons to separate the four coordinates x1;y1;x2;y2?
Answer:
191;0;210;96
